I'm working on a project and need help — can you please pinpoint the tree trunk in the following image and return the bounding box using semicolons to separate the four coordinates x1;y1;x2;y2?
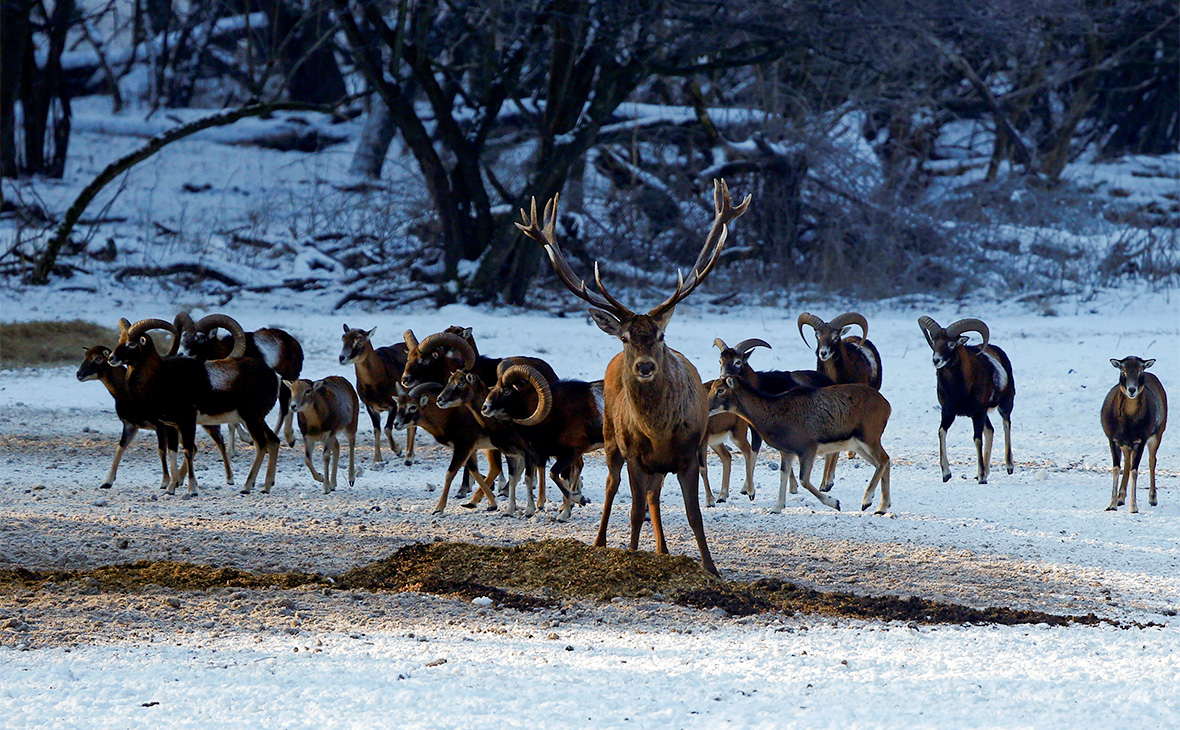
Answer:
0;0;33;178
349;94;397;179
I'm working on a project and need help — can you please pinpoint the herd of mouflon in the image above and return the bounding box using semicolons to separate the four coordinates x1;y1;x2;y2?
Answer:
77;181;1167;576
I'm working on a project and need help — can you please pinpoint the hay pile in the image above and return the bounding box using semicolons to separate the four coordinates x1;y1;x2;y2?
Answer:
0;539;1110;626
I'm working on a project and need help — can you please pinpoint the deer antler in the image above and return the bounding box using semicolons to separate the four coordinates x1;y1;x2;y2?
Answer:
649;179;751;318
516;194;632;319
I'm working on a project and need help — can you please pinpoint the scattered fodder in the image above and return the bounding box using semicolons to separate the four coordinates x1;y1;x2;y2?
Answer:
0;540;1122;627
0;320;119;369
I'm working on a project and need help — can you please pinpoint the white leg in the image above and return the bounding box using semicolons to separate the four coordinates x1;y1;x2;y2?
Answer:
772;453;793;513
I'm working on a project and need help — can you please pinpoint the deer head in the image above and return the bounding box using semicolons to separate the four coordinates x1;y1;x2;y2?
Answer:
517;178;750;383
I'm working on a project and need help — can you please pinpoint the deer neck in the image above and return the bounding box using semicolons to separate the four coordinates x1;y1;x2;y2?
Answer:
616;349;703;436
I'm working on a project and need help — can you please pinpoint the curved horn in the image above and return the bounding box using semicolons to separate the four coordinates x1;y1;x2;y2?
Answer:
713;338;728;351
194;314;247;359
173;311;196;337
126;318;178;348
503;364;553;426
168;311;197;356
403;329;419;353
797;312;824;346
829;312;868;344
917;316;942;347
946;318;990;349
408;382;443;399
734;338;772;354
418;332;476;370
117;318;132;345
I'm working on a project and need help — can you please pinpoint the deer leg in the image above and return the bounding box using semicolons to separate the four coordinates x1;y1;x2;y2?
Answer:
1128;442;1146;514
347;430;357;487
102;422;139;489
676;464;718;577
404;423;417;466
203;426;234;486
303;433;324;483
716;444;732;504
175;421;199;498
982;413;995;483
820;453;839;492
855;441;891;514
773;452;795;514
436;447;480;514
500;454;525;517
700;445;717;508
156;426;174;490
523;461;538;517
1001;406;1014;474
798;450;840;510
938;411;954;482
626;466;650;552
1117;445;1133;508
1147;434;1160;507
646;475;668;554
972;414;990;484
330;434;343;493
243;419;279;494
367;405;383;463
535;463;547;513
276;380;295;447
593;446;625;548
383;409;402;457
732;425;756;501
1106;440;1122;511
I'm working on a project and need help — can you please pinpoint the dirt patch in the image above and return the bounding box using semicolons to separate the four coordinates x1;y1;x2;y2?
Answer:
0;539;1112;627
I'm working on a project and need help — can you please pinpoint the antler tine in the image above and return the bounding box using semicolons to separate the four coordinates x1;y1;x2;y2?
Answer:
649;179;749;318
649;226;729;317
592;261;631;315
518;193;633;318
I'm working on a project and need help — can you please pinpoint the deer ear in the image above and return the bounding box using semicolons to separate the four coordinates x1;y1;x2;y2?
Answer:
1110;359;1122;369
589;309;622;337
652;306;675;332
342;323;349;333
1144;359;1155;369
367;327;377;338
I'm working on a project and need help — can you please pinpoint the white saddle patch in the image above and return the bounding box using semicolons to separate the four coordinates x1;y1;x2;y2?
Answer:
205;362;237;391
253;332;282;369
981;350;1008;392
855;343;880;383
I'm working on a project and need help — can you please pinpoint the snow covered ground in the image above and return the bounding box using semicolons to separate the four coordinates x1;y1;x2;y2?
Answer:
1;286;1178;728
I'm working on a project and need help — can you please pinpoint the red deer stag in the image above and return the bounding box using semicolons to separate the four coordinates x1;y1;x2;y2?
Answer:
517;178;750;577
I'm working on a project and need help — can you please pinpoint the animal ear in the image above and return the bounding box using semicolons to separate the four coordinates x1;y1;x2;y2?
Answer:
1110;358;1122;369
1144;359;1155;369
139;335;150;346
955;335;969;347
725;376;735;388
342;323;349;333
652;306;675;333
419;395;431;406
367;327;377;338
840;325;852;337
589;309;622;337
